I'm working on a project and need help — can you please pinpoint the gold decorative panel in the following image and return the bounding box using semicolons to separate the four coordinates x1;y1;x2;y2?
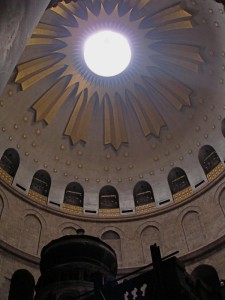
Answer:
99;208;120;217
0;168;13;185
28;189;48;204
62;203;83;215
173;186;193;203
207;163;225;182
135;202;156;215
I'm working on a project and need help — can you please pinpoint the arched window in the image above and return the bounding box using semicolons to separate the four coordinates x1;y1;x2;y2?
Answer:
222;118;225;138
0;148;19;178
62;227;77;236
30;170;51;197
99;185;119;209
0;196;3;220
101;230;120;240
182;211;205;251
20;214;42;255
64;182;84;207
168;167;190;195
133;181;155;207
101;230;122;265
141;226;161;263
198;145;221;175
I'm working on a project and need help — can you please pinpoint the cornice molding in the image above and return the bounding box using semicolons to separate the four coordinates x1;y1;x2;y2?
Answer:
0;239;40;266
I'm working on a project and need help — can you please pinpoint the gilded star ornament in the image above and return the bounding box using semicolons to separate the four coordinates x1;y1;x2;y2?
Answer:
15;0;203;150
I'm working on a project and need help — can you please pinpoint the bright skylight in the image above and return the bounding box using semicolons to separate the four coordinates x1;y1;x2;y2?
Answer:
83;30;131;77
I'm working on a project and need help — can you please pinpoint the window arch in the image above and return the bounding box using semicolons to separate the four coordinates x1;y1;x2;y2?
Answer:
101;230;122;265
0;148;19;178
133;181;155;207
198;145;221;175
30;169;51;197
62;227;77;236
0;196;3;220
168;167;190;195
222;118;225;138
20;214;42;255
182;210;205;251
141;225;161;263
101;230;120;240
99;185;119;209
64;182;84;207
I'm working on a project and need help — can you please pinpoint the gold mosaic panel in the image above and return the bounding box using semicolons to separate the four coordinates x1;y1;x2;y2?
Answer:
99;208;120;217
173;186;193;203
207;162;225;182
62;203;83;215
28;189;48;204
0;167;13;185
135;202;156;215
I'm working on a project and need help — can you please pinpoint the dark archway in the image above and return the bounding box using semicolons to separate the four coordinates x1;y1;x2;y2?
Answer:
99;185;119;209
168;167;190;195
0;148;19;178
8;269;35;300
133;181;155;207
30;169;51;197
222;118;225;138
64;182;84;207
198;145;221;175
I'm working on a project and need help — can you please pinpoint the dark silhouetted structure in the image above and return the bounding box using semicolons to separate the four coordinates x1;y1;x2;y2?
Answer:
9;237;225;300
8;269;35;300
34;234;117;300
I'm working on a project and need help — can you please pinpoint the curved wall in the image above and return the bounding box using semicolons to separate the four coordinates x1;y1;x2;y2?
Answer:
1;174;225;297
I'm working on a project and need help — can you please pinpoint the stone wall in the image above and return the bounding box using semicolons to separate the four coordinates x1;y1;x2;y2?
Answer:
1;176;225;297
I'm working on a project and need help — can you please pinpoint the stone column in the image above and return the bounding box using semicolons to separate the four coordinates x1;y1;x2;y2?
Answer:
0;0;50;94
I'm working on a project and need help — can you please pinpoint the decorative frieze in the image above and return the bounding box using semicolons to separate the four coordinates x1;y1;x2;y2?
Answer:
62;203;83;215
28;189;47;204
99;208;120;217
0;167;13;185
173;186;193;203
207;162;225;182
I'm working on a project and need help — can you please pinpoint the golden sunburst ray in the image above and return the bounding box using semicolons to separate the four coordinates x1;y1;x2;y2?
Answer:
16;61;67;91
64;89;98;144
145;67;193;107
125;85;166;137
15;54;65;86
104;92;128;149
142;3;192;28
33;23;71;38
33;76;73;123
15;0;203;150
